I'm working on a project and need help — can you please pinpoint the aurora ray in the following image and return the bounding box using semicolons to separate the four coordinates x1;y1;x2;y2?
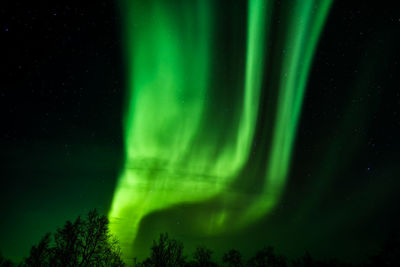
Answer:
109;0;332;258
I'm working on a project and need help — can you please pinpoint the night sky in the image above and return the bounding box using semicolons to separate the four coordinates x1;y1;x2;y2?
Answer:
1;0;400;264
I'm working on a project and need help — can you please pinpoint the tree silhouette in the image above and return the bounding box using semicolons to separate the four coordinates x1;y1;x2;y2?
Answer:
247;246;287;267
0;252;13;267
23;210;124;267
291;252;315;267
24;233;52;266
222;249;243;267
144;233;186;267
190;246;218;267
14;227;400;266
368;233;400;267
292;251;354;267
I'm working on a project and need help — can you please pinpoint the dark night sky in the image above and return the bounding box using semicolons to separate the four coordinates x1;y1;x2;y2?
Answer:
1;0;400;263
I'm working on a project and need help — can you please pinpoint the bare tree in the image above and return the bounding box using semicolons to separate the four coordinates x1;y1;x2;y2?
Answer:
0;252;14;267
247;246;287;267
24;233;51;267
223;249;242;267
192;246;218;267
23;210;124;267
147;233;186;267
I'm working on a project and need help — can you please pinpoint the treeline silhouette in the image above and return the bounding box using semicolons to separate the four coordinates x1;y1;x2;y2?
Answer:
1;210;399;266
1;210;123;267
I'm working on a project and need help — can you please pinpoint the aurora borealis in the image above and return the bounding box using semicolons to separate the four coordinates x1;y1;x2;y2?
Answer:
2;0;400;264
108;0;332;258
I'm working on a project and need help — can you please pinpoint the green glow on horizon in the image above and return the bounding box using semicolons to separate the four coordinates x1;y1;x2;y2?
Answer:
109;0;332;257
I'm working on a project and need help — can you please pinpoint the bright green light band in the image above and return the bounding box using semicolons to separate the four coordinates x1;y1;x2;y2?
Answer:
109;0;332;257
